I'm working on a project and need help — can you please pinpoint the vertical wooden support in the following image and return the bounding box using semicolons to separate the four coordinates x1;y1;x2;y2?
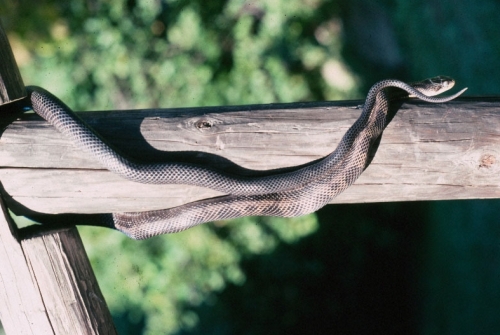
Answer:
0;20;25;103
20;227;117;334
0;22;117;334
0;197;54;334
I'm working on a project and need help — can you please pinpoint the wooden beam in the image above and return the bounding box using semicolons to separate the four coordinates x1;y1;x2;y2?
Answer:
0;96;498;216
0;22;116;335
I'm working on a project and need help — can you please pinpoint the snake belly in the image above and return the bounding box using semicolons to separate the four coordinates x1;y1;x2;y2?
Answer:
27;77;466;239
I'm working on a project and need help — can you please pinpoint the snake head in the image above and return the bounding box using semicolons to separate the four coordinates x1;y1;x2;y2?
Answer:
419;75;456;96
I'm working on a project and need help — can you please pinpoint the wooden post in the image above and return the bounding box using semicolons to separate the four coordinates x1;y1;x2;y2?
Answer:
0;196;54;334
0;23;117;334
0;19;25;103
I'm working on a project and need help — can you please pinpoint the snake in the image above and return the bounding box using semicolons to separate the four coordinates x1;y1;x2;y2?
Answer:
25;76;466;239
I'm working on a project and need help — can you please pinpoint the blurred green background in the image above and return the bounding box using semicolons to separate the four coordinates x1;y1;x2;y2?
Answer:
1;0;500;334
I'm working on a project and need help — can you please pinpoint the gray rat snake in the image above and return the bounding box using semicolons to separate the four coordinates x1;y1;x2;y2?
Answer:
25;76;466;239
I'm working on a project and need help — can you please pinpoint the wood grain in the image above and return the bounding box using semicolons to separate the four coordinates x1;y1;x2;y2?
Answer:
0;22;116;335
0;22;25;105
1;97;499;215
0;207;117;335
21;228;117;334
0;196;54;335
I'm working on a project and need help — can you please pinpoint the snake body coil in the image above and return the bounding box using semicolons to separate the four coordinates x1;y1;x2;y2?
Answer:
27;77;466;239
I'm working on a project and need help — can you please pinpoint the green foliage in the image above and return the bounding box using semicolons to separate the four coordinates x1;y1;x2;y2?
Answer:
4;0;500;334
4;1;352;333
391;0;500;94
79;215;318;334
5;0;357;110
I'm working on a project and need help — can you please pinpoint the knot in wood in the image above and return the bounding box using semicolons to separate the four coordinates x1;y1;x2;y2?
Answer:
195;119;213;129
479;154;496;169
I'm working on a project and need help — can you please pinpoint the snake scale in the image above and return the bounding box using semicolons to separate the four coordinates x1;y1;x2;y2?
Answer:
26;76;466;239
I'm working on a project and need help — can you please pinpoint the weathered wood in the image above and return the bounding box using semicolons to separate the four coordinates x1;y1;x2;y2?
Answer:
0;22;26;105
0;200;117;335
21;228;117;335
0;22;116;335
1;97;498;215
0;22;53;335
0;196;54;335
